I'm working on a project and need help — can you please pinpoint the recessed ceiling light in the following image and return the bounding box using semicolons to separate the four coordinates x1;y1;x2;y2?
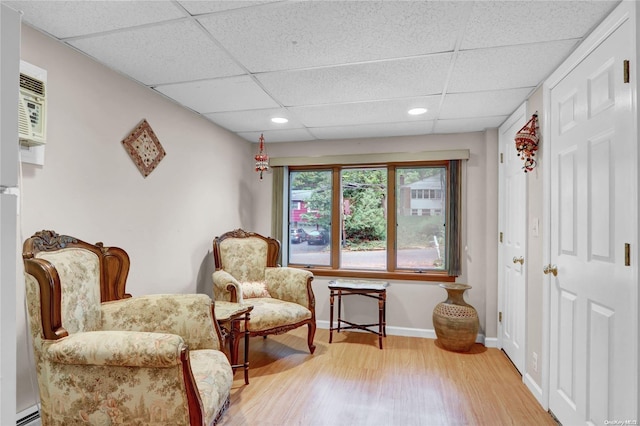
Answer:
271;117;289;124
408;107;428;116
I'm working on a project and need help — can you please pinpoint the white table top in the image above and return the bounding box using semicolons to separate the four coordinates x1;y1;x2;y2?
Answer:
328;279;390;291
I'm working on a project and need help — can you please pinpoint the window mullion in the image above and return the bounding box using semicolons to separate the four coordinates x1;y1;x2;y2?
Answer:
387;166;397;272
331;167;341;269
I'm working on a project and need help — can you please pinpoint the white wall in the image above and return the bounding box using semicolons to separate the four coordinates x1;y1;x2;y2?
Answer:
251;132;499;343
16;25;256;413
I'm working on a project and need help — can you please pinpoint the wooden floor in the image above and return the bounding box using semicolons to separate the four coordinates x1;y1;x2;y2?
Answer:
217;328;557;426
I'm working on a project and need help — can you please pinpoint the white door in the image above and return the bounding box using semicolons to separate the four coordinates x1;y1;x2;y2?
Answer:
547;12;637;425
0;4;21;424
498;103;527;374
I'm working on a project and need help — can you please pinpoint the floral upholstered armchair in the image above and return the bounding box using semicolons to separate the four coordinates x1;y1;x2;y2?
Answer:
212;229;316;356
22;230;233;426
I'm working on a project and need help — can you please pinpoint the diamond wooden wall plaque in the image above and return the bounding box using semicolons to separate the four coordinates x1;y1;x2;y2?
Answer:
122;119;166;177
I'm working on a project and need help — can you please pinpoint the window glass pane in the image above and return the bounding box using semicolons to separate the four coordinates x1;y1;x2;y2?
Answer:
341;168;387;270
288;170;332;266
396;167;447;270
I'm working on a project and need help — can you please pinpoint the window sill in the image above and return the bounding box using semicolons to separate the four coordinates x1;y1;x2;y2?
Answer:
289;266;456;282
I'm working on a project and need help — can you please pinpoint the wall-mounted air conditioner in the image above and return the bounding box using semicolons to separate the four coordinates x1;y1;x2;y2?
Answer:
18;61;47;146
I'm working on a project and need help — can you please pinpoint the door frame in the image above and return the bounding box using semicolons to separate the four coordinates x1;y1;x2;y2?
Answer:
0;4;21;424
541;0;638;412
497;102;527;372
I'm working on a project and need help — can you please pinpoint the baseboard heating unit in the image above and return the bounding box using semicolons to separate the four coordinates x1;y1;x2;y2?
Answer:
16;406;40;426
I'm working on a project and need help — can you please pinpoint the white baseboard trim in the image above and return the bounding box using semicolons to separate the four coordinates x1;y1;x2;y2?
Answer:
16;405;40;426
316;320;489;344
483;337;499;348
523;373;545;408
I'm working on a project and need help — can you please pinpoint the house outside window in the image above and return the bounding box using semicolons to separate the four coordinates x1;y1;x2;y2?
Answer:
287;163;452;279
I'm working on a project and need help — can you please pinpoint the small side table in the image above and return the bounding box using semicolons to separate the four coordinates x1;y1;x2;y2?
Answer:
328;280;390;349
214;301;253;384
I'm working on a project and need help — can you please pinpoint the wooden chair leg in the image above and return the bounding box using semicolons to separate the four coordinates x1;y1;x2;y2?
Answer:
307;322;316;354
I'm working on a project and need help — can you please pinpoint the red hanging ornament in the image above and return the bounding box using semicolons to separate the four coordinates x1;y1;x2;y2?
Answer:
254;133;269;180
514;114;539;173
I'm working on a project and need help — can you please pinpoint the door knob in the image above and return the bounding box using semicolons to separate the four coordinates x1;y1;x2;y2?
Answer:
512;256;524;265
543;264;558;276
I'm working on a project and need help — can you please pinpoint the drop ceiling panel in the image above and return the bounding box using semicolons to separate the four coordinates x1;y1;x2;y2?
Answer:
205;108;305;132
309;121;435;140
448;40;579;93
440;88;533;119
462;1;619;50
239;128;316;143
257;54;452;107
177;1;277;16
290;96;440;128
4;0;619;143
69;20;245;85
155;76;280;113
434;116;507;134
198;1;468;73
4;1;186;38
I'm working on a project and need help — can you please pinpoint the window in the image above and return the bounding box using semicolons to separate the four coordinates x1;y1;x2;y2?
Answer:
286;161;459;281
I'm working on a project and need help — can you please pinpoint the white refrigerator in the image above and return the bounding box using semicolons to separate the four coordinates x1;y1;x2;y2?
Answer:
1;3;21;424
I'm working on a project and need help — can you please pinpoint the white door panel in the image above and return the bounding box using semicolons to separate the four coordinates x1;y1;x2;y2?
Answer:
548;14;637;424
498;103;527;374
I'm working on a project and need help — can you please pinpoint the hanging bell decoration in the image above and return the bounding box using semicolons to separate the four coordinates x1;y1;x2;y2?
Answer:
255;133;269;180
514;114;539;173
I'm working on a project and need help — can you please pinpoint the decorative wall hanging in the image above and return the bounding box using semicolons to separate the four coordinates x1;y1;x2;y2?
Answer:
514;113;539;173
121;119;166;178
255;133;269;181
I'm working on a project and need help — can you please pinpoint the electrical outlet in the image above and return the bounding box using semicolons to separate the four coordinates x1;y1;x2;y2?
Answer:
532;352;538;372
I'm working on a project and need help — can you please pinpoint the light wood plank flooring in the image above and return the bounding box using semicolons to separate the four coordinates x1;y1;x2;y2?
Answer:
218;328;557;426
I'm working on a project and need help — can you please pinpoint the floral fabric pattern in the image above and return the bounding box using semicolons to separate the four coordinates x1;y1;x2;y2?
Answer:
219;238;267;282
47;331;185;367
25;248;232;426
45;362;191;425
37;248;102;333
240;298;311;332
213;270;243;303
190;350;233;425
240;281;272;299
101;294;222;351
264;267;313;307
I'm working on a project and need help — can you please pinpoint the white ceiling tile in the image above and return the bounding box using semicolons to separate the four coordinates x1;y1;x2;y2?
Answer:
177;1;277;16
4;1;186;38
9;0;618;142
434;116;507;134
289;96;441;127
239;129;316;143
257;55;452;106
198;1;467;72
309;121;435;140
440;88;533;120
448;40;579;93
462;1;620;50
205;108;305;132
155;76;279;113
68;20;245;85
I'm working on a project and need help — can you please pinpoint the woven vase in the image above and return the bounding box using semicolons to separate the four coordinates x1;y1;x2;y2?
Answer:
433;283;479;352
